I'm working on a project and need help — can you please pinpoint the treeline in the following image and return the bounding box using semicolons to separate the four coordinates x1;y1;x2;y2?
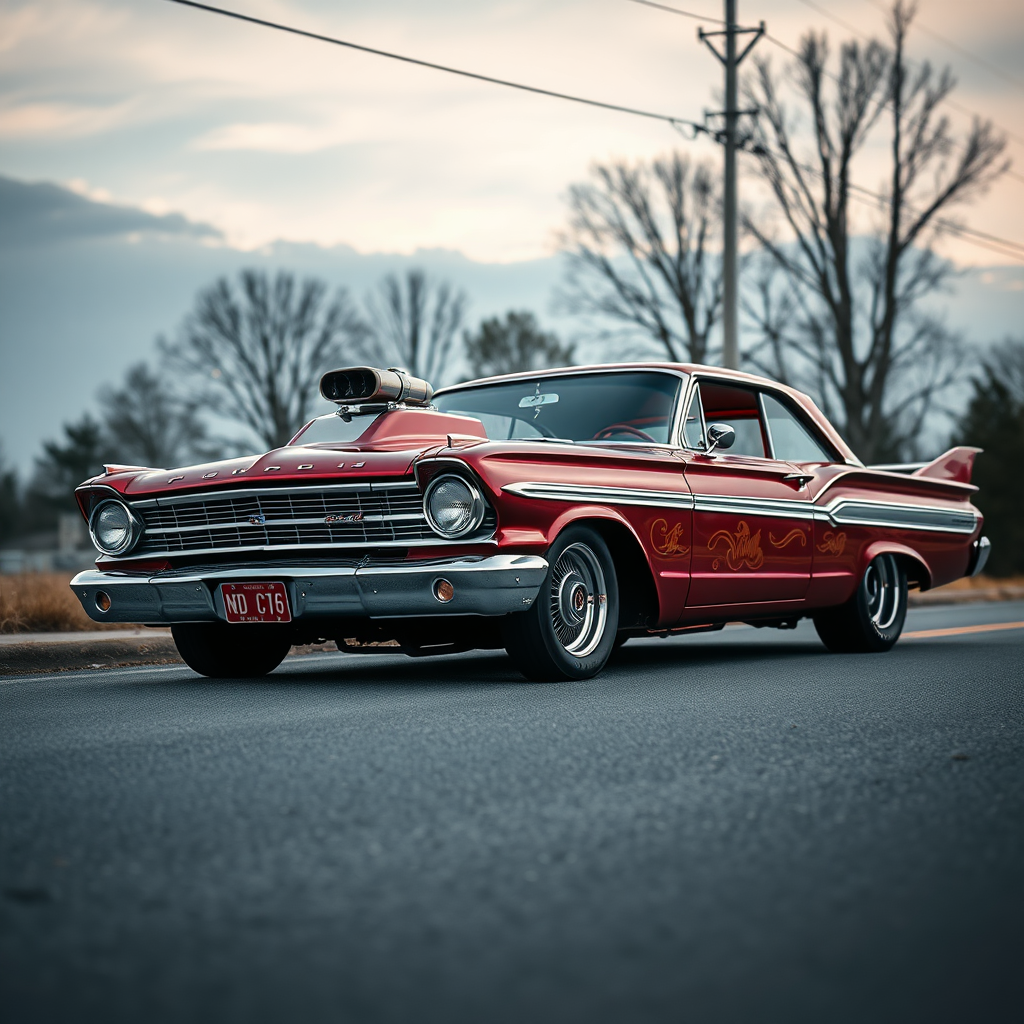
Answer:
3;2;1022;573
0;266;572;538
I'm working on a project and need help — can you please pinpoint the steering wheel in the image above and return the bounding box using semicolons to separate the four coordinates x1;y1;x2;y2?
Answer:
592;423;657;442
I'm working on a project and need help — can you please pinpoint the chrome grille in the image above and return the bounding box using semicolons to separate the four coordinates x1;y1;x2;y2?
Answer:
131;482;436;556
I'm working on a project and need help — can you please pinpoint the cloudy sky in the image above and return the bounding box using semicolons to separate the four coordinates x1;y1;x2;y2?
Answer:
3;0;1023;264
1;0;1023;474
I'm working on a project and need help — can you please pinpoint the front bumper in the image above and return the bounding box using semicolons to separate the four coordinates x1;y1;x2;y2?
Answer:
70;555;549;625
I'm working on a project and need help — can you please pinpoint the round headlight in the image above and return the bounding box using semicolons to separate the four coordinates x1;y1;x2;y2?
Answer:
89;500;140;555
424;474;485;539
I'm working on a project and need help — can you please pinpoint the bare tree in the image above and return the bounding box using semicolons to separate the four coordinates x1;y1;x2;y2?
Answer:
464;311;575;379
99;363;218;469
558;153;722;363
361;269;468;385
743;1;1006;461
162;270;366;450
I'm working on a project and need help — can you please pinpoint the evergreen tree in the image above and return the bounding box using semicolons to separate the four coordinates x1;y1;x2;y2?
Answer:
464;311;574;379
0;445;23;543
957;339;1024;576
29;415;114;521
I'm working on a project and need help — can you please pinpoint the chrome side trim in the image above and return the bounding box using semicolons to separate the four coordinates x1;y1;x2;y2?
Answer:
502;481;695;510
692;494;817;521
866;462;928;474
822;497;979;534
504;480;979;534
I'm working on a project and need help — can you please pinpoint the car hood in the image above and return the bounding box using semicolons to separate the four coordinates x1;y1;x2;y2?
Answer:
84;408;489;499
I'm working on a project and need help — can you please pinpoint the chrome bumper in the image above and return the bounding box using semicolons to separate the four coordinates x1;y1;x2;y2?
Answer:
967;535;991;578
70;555;549;625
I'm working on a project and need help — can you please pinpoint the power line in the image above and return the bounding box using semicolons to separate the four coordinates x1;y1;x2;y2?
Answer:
756;30;1024;185
794;0;864;41
861;0;1024;95
628;0;1024;183
845;182;1024;263
754;150;1024;263
632;1;1024;264
762;31;800;61
791;0;1024;150
161;0;703;131
626;0;723;24
942;96;1024;150
172;0;1024;264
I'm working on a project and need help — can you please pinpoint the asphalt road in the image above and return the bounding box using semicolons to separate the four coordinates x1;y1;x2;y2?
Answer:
2;602;1023;1024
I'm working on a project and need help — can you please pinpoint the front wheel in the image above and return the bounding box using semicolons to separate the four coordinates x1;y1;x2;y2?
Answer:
813;554;908;653
502;527;619;681
172;623;292;678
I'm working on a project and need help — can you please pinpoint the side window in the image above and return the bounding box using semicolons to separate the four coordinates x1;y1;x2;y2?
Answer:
682;388;705;448
695;380;768;458
761;393;833;463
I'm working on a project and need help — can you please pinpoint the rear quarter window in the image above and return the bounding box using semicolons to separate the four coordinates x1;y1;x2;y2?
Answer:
761;393;834;463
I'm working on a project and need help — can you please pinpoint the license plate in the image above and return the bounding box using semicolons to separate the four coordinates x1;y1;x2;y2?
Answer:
220;582;292;623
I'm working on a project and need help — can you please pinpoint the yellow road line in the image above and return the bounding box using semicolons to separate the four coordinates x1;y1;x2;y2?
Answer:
902;621;1024;640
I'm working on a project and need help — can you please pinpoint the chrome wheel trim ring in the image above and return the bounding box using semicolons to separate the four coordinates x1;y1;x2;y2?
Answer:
549;542;608;657
865;554;900;631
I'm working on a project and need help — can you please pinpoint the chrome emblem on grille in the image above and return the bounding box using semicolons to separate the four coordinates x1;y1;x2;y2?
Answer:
325;512;364;524
248;514;266;526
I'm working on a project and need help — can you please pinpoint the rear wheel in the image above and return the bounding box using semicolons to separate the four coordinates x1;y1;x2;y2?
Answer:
503;527;618;681
813;554;908;653
172;623;292;678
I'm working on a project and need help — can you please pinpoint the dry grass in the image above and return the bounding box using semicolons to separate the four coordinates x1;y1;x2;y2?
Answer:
930;573;1024;592
0;573;128;633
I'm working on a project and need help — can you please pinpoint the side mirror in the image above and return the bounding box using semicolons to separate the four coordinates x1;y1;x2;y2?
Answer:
705;422;736;455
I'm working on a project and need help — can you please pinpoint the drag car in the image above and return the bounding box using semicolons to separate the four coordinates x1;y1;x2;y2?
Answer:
71;363;989;680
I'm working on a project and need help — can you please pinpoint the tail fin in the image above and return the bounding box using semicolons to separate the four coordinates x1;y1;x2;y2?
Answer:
912;446;982;485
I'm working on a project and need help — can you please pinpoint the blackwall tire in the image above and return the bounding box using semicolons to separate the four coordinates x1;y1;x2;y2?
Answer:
502;526;619;681
172;623;292;678
813;554;908;653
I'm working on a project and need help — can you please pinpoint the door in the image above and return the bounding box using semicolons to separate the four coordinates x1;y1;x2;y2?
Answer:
681;379;815;609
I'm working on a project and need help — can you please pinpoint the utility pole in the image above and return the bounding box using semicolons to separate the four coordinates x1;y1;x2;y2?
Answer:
700;2;763;370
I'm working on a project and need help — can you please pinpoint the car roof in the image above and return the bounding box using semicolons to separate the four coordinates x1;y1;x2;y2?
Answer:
434;361;861;465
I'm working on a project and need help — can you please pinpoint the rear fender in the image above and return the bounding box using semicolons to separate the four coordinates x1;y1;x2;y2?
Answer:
861;539;932;591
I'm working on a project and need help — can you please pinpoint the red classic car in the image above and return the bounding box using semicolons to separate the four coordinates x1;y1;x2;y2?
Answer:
71;363;989;680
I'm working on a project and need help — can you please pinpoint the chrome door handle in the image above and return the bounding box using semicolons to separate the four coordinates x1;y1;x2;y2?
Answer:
783;473;814;488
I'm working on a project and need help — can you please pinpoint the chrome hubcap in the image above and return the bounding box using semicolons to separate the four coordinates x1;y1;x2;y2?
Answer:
865;554;900;630
550;542;608;657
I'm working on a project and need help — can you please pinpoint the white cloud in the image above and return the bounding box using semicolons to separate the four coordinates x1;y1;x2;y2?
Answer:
0;98;139;139
0;0;1021;264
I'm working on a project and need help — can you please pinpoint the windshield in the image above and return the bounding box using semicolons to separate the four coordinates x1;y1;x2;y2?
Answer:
434;371;684;444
